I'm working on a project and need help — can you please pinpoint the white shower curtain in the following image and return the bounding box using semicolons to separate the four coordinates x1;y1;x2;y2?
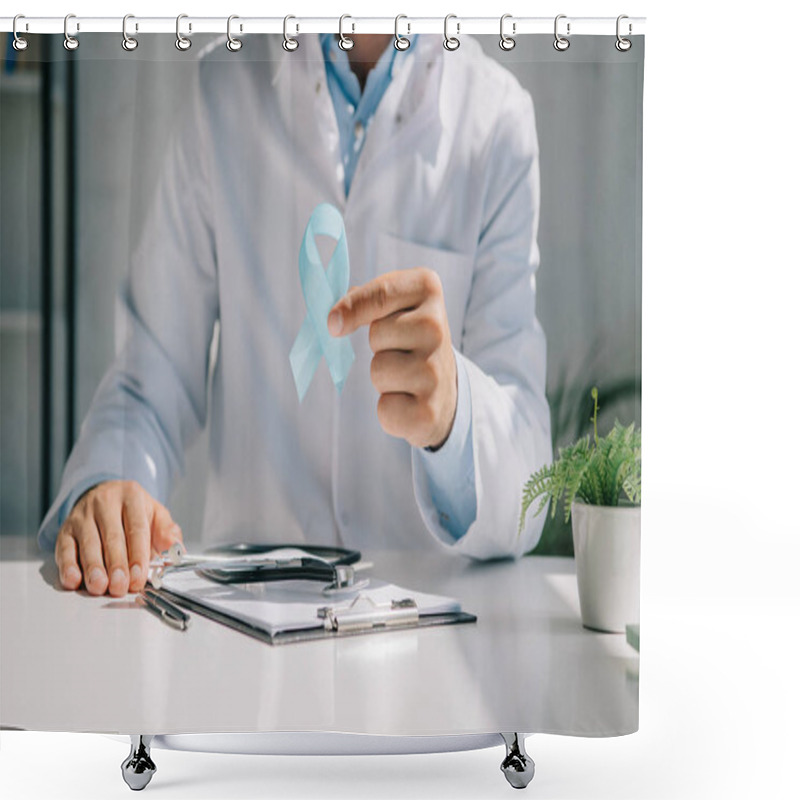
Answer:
1;20;643;791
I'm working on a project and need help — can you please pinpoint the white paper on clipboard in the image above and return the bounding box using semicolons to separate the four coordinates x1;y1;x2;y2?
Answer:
160;570;462;636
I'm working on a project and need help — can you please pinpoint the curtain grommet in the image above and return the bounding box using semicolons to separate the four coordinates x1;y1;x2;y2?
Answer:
226;15;243;52
12;15;29;52
615;15;632;52
553;14;570;52
63;13;79;51
499;14;516;51
338;14;354;51
283;15;299;52
443;14;460;51
175;14;192;51
394;15;411;51
122;14;138;51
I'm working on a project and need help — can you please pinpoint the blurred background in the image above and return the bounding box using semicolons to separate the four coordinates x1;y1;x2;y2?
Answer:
0;33;641;555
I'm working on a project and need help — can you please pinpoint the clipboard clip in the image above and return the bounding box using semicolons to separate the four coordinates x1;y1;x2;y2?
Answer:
317;596;419;633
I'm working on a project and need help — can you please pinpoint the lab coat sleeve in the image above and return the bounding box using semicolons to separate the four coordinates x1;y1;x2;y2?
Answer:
411;82;552;560
37;64;218;551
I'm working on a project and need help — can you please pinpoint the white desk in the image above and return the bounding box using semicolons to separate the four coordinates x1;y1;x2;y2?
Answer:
1;536;638;737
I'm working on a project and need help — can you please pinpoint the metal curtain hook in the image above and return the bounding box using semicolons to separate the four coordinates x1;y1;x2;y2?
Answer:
63;13;79;51
553;14;570;52
227;15;243;51
175;14;192;51
499;14;516;51
339;14;354;50
443;14;460;51
615;14;632;52
12;15;28;51
122;14;138;51
394;15;410;51
283;15;299;51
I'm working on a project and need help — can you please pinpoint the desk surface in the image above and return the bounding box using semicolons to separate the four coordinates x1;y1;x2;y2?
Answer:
1;536;638;737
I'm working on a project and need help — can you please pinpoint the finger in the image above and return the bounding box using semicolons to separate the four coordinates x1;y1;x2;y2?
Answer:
329;268;436;337
74;519;109;596
368;308;445;355
123;491;152;592
94;498;130;597
370;350;436;397
55;526;82;590
150;500;183;555
376;392;435;447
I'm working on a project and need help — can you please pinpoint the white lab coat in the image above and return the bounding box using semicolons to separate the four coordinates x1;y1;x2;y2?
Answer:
39;34;552;560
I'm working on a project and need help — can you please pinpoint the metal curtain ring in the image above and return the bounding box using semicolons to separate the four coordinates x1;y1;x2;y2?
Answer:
283;15;299;51
499;14;516;51
12;15;28;51
227;15;243;51
63;13;79;51
175;14;192;51
338;14;354;50
443;14;460;51
553;14;570;52
122;14;138;51
394;15;410;51
615;14;632;52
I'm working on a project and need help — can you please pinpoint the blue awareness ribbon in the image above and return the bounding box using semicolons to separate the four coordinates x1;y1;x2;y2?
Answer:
289;203;355;402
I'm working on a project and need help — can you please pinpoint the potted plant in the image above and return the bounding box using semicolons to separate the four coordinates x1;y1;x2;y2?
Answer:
519;388;641;632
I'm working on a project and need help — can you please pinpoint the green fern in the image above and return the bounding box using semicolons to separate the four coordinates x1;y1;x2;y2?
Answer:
519;387;641;533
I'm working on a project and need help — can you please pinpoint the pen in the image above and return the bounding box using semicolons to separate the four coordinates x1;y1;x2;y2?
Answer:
137;587;191;631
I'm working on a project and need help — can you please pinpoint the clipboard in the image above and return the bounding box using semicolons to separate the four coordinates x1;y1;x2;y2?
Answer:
153;571;477;646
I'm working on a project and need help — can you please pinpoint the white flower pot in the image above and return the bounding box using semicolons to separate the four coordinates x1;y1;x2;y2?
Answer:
571;501;641;633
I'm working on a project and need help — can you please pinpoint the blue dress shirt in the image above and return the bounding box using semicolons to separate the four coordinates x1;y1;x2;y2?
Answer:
320;34;477;540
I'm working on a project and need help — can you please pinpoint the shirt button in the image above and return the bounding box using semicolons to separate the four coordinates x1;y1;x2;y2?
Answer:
354;120;364;138
315;80;322;94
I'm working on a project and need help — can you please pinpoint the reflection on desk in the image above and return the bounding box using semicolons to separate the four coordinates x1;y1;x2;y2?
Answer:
0;536;638;737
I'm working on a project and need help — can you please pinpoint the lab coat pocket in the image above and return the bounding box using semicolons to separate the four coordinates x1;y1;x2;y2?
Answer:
376;232;473;348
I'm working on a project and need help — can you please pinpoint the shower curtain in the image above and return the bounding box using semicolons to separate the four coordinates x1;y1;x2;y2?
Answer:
0;20;644;788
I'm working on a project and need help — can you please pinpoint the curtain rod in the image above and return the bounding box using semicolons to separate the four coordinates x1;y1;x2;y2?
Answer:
1;16;646;36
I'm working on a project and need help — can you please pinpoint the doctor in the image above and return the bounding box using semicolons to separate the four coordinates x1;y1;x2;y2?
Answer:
39;32;552;597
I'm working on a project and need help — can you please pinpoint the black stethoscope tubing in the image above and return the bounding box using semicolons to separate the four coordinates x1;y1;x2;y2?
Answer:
198;542;361;585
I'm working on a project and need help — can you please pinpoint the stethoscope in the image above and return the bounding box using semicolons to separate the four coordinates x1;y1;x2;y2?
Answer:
148;542;370;597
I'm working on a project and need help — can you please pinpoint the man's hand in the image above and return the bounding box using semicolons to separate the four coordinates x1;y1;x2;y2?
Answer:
55;480;182;597
328;268;457;449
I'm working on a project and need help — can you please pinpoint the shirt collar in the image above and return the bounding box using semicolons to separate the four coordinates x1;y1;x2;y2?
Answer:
318;34;417;105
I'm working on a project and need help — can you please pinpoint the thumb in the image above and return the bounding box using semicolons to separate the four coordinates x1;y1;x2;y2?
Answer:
150;500;183;555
